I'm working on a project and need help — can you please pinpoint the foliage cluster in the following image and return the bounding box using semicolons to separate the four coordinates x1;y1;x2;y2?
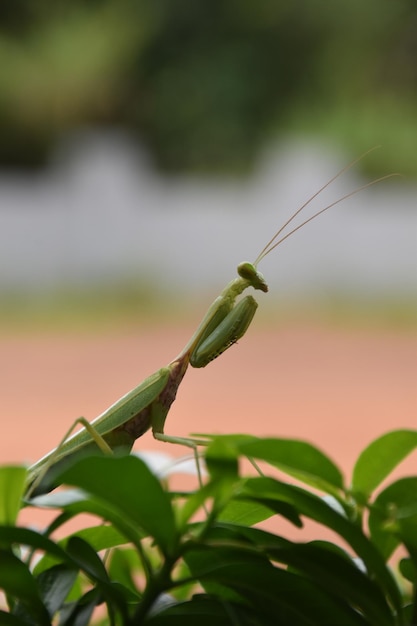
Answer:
0;0;415;175
0;430;416;624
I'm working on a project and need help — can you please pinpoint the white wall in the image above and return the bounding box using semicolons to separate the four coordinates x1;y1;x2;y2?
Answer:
0;131;415;298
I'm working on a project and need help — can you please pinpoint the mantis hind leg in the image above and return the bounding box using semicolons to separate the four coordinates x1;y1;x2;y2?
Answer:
27;417;119;498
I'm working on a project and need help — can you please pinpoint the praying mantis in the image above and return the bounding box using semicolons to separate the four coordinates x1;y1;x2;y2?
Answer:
26;150;395;497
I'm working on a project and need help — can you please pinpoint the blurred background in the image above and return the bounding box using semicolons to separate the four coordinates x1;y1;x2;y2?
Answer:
0;0;416;509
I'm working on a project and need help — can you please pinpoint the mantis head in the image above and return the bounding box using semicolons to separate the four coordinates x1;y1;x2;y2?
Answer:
237;262;269;293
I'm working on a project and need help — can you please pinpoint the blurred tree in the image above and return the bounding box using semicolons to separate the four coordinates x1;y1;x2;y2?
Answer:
0;0;415;174
0;1;147;167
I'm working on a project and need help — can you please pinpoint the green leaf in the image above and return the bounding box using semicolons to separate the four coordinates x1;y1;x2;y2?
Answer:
399;557;417;584
108;548;143;597
66;536;110;584
57;588;99;626
176;480;220;529
31;496;147;575
234;494;302;528
241;476;403;616
0;611;31;626
0;549;50;625
177;474;243;530
200;523;394;626
144;595;260;625
64;524;128;553
352;430;417;498
57;455;177;555
66;536;130;620
185;547;368;625
271;541;393;625
205;437;239;480
369;477;417;560
239;438;344;494
0;466;27;525
0;526;72;563
217;498;275;527
37;564;78;616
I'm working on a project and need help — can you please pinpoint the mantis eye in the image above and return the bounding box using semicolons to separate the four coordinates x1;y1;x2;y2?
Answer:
237;262;268;293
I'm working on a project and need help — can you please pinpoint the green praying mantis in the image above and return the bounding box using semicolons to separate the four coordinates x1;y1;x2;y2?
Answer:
26;150;395;497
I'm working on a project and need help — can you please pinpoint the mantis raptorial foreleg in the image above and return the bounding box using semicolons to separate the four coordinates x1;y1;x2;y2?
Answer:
26;149;396;497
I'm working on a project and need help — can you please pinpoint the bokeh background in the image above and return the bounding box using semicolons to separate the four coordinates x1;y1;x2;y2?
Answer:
0;1;416;529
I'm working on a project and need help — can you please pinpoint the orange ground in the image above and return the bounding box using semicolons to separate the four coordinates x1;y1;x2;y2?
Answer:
2;323;416;539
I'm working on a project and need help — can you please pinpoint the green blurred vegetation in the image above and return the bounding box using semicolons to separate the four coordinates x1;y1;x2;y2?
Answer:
0;0;415;176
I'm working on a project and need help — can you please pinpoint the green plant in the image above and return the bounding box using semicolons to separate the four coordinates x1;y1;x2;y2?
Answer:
1;429;416;625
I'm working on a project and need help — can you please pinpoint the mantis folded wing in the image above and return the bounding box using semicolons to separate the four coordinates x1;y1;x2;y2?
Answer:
26;150;395;496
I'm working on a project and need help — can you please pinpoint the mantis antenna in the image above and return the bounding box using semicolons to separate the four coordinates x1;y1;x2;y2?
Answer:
254;147;399;268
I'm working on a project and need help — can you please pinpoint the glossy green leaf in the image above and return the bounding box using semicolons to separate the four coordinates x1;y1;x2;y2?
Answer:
108;548;143;597
369;477;417;560
352;430;417;498
144;595;260;625
241;476;403;616
0;426;413;625
201;523;393;625
217;498;275;527
239;438;344;493
57;588;99;626
37;564;78;617
201;522;289;552
0;550;50;625
184;543;269;606
66;536;110;583
28;488;90;508
234;494;302;527
185;547;368;625
66;536;130;620
57;455;177;554
401;604;416;625
399;557;417;584
63;524;128;553
32;497;146;576
0;611;31;626
0;466;27;525
204;437;239;480
0;526;72;563
271;541;393;625
177;476;237;529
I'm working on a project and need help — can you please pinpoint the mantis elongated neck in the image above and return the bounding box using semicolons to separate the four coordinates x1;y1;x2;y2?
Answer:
175;276;249;363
